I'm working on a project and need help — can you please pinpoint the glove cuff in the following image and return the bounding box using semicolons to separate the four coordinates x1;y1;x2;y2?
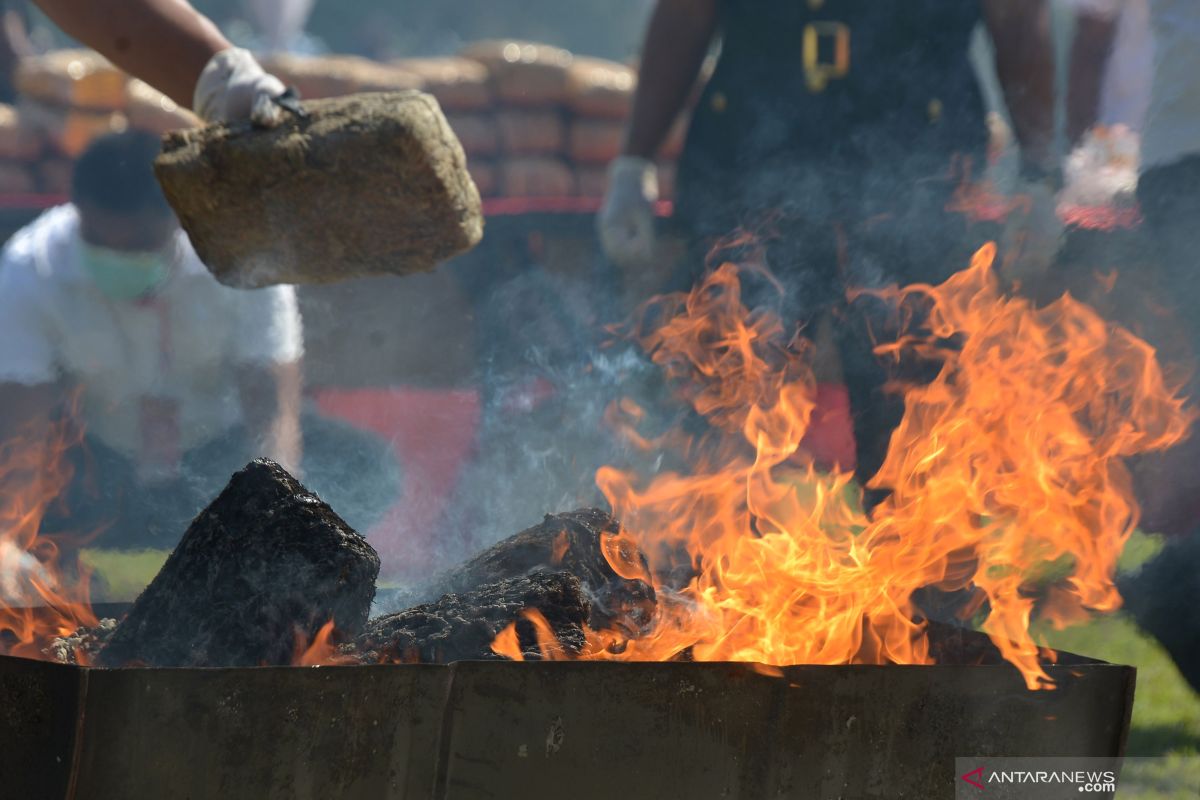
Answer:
193;47;266;122
608;156;659;203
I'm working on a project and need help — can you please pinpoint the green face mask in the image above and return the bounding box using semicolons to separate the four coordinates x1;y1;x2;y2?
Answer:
79;241;172;301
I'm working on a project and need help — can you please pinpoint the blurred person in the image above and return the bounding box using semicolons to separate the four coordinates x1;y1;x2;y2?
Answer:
31;0;287;126
1064;0;1200;694
1065;0;1152;142
0;131;398;581
598;0;1059;502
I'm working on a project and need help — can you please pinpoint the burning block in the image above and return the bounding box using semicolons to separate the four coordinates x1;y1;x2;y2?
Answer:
358;571;590;663
154;91;484;289
426;508;656;637
98;459;379;668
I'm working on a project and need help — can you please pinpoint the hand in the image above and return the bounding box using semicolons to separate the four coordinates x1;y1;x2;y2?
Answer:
1000;176;1065;289
597;156;658;268
193;47;288;127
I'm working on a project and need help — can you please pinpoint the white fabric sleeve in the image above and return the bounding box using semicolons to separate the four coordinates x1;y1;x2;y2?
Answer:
0;257;58;385
1060;0;1123;19
231;285;304;365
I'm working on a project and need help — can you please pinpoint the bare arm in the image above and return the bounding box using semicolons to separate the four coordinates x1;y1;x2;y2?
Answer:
237;361;303;475
623;0;719;159
1066;12;1117;145
983;0;1057;171
31;0;230;108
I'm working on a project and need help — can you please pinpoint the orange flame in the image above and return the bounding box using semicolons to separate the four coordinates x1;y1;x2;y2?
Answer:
0;405;99;661
293;619;357;667
499;243;1190;689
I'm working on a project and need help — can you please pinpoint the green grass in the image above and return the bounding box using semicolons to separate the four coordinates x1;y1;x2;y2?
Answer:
1040;531;1199;798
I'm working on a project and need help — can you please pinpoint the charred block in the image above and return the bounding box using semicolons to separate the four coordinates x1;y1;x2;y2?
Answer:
98;459;379;668
433;508;656;637
359;570;589;663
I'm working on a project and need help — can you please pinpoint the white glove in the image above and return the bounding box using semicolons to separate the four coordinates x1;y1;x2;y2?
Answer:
597;156;658;267
193;48;288;127
1000;176;1065;288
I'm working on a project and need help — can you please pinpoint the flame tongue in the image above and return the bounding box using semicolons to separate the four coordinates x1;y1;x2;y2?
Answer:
590;243;1191;687
0;406;99;661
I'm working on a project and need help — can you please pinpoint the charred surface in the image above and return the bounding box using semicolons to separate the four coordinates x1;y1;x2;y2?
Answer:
98;459;379;668
425;508;656;636
359;570;589;663
155;91;484;288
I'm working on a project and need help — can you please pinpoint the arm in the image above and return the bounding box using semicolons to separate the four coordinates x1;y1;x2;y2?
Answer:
983;0;1057;171
236;360;302;475
1066;11;1117;145
31;0;230;109
622;0;719;158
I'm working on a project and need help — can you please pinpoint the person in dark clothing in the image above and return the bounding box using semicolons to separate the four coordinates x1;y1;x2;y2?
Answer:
599;0;1059;499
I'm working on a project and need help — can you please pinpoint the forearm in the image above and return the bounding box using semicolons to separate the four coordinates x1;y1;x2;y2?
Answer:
237;361;302;474
31;0;230;108
1066;14;1117;145
984;0;1056;170
623;0;718;159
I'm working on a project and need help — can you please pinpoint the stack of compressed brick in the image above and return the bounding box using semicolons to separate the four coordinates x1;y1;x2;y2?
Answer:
1;42;683;203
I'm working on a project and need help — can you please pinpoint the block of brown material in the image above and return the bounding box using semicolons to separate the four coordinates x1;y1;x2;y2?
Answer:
575;164;607;198
395;57;493;111
431;509;656;637
500;156;574;197
16;49;128;111
97;460;380;668
460;40;573;107
155;91;484;288
126;79;201;135
18;99;127;158
358;571;591;663
0;104;42;160
446;112;499;157
0;160;37;194
566;56;635;119
262;54;423;100
496;109;565;155
568;117;624;163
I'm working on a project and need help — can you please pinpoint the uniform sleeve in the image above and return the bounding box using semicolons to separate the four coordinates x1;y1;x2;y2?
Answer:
1059;0;1124;19
0;256;58;385
230;284;305;366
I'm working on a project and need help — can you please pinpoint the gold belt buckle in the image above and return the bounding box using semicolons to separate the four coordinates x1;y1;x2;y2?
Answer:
803;22;851;93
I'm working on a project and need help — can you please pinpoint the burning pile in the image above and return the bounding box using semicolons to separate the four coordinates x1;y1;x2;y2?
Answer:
0;244;1191;687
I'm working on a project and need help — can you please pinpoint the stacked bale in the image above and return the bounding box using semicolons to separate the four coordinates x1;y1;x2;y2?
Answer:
1;43;684;204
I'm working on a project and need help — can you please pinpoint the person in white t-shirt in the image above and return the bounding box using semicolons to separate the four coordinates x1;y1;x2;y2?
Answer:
0;131;397;561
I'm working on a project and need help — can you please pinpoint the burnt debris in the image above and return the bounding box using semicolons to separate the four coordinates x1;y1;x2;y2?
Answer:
98;459;380;668
358;571;591;663
415;508;657;638
75;460;652;667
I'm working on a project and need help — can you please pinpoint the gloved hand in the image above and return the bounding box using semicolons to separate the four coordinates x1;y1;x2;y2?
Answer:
597;156;659;267
193;48;288;127
1000;174;1065;289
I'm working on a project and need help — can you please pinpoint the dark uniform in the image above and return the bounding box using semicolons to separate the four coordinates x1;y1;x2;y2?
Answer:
674;0;998;492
